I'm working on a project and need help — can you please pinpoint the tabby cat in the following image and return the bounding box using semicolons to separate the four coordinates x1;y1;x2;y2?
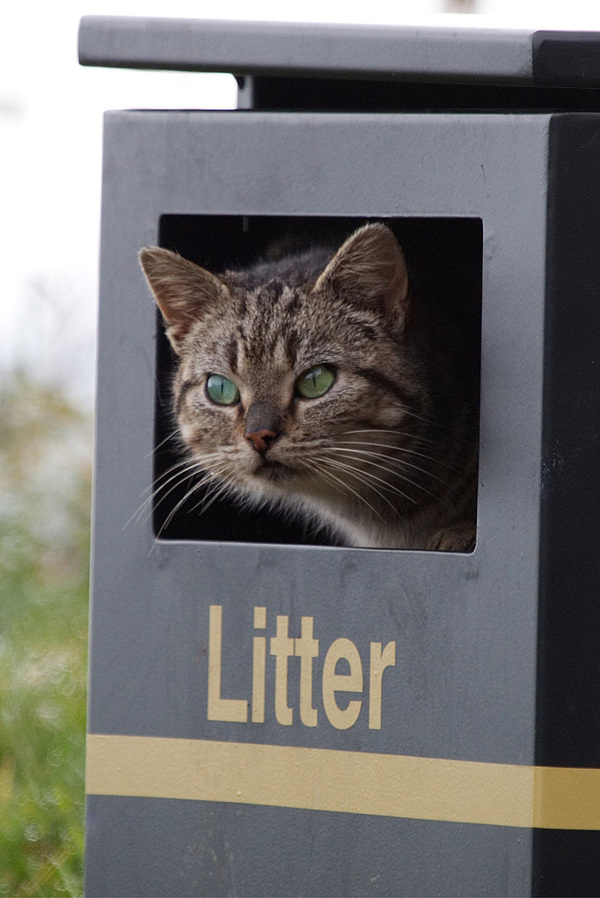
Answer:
140;223;478;550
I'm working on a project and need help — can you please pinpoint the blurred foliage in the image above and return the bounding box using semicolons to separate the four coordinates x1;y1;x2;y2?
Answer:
0;373;91;897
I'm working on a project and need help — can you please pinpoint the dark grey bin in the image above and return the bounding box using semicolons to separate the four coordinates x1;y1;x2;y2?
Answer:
79;17;600;897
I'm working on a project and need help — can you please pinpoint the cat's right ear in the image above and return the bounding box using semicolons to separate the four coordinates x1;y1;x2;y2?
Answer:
139;247;227;354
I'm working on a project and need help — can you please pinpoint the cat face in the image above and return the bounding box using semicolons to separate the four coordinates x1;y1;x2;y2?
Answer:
140;224;433;538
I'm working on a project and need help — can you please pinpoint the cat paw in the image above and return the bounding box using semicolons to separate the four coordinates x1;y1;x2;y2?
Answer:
427;524;476;552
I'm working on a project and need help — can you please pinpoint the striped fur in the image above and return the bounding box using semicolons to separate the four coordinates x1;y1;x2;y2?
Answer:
140;224;478;550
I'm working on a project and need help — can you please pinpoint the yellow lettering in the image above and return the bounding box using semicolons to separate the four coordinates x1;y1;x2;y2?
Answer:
252;607;267;723
368;641;396;729
207;605;248;722
207;606;395;732
270;615;294;725
295;616;319;727
322;638;363;730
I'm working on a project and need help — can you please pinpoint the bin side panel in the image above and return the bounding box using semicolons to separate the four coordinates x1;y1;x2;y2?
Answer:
534;112;600;897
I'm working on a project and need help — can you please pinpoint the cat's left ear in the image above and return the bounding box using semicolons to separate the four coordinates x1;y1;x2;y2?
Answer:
139;247;227;354
313;223;409;329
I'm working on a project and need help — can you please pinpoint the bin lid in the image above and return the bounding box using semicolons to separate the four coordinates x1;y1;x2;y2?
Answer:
79;16;600;89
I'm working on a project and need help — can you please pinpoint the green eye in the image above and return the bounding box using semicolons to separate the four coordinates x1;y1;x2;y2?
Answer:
296;365;336;399
206;374;240;406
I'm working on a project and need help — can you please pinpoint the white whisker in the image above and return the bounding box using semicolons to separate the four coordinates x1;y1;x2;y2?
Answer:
125;450;234;530
123;460;204;529
191;473;235;516
320;456;415;514
156;465;230;537
310;459;387;524
344;427;435;441
324;449;428;502
328;445;452;496
145;427;181;459
338;438;461;475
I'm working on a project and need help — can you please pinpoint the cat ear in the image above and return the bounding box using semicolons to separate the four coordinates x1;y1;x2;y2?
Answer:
139;247;227;354
313;224;409;327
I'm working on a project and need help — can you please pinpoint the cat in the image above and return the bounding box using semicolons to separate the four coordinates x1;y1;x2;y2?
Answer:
140;223;478;551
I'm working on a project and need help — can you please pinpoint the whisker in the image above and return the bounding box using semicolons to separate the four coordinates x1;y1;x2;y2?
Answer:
186;465;231;508
146;452;227;491
124;460;205;528
321;456;416;512
191;473;235;516
143;457;201;493
127;449;234;528
157;466;230;536
148;460;206;500
145;426;181;460
310;459;386;524
327;445;453;495
150;468;212;526
324;449;430;500
341;428;436;449
337;438;461;474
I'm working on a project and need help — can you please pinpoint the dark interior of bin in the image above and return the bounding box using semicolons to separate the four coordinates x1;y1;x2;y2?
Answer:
153;215;482;545
244;76;600;113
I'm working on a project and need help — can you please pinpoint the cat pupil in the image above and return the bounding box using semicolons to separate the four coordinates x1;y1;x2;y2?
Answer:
207;374;239;406
297;365;335;399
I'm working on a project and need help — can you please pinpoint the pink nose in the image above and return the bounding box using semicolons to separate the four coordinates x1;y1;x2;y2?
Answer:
245;428;277;453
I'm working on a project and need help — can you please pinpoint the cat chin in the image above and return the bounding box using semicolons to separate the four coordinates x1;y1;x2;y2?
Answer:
233;469;298;501
250;460;295;484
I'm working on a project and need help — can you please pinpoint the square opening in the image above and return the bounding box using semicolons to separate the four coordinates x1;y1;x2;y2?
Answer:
152;215;482;549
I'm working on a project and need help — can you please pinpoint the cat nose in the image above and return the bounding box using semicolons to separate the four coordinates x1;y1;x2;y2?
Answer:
245;428;278;453
245;401;281;453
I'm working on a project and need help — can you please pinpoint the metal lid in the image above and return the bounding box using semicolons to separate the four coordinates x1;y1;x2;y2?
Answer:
78;16;600;89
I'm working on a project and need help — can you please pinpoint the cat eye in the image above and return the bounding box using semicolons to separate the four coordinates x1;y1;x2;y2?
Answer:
206;374;240;406
296;365;336;399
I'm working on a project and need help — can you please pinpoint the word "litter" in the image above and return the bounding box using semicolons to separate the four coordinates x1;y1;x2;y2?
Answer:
207;605;396;730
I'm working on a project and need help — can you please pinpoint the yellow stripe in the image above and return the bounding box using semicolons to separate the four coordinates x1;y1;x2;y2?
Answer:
85;734;600;830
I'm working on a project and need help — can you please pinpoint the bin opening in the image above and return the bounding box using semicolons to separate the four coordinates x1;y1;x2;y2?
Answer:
151;214;482;549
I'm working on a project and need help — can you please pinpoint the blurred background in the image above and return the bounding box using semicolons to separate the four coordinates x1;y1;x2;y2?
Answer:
1;0;597;894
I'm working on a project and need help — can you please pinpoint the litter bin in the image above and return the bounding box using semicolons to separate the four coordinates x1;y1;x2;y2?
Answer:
80;17;600;896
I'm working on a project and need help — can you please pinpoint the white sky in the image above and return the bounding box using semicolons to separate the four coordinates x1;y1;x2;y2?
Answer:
1;0;599;404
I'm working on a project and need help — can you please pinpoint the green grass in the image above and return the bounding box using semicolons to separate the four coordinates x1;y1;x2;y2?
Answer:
0;375;91;897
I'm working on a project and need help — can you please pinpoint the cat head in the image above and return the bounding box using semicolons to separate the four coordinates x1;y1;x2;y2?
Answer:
140;224;429;530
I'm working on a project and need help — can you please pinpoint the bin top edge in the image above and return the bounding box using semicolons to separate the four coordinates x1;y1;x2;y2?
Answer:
77;17;600;91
